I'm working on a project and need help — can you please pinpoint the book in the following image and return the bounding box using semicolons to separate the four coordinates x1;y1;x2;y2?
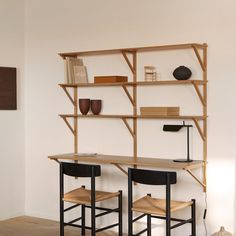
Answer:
74;65;88;83
65;57;75;84
64;57;87;84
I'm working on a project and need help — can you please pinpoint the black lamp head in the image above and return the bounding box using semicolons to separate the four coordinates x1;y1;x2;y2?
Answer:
163;121;193;132
163;125;183;132
162;121;193;162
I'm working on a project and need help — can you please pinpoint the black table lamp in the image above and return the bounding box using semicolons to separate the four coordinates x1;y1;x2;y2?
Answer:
163;121;193;163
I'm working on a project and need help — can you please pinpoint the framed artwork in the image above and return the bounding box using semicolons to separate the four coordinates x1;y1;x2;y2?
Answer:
0;67;17;110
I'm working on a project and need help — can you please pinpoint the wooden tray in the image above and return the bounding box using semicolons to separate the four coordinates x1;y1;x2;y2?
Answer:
140;106;180;116
94;76;128;83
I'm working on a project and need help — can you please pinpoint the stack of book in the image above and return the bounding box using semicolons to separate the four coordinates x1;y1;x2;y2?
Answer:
140;106;180;116
64;57;88;84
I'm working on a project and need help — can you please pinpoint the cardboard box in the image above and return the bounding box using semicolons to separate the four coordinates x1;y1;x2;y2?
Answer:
140;107;180;116
94;76;128;83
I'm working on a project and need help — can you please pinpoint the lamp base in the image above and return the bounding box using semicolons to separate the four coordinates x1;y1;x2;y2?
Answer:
173;159;193;163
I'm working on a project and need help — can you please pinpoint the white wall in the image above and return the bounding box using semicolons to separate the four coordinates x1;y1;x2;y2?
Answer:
24;0;236;235
0;0;25;220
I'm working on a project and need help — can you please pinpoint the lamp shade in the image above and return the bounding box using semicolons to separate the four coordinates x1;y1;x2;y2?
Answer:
211;227;233;236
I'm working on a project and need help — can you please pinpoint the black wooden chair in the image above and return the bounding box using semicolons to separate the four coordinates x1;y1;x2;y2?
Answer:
59;162;122;236
128;168;196;236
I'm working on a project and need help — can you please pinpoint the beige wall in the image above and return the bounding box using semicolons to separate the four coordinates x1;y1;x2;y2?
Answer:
0;0;25;220
19;0;236;235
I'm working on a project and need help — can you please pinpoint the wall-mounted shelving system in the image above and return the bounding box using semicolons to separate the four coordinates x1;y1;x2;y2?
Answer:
49;43;208;191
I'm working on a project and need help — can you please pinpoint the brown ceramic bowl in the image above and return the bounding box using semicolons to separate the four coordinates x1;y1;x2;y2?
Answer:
79;98;90;115
91;99;102;115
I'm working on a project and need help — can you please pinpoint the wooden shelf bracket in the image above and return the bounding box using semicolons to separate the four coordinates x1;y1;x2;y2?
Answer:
192;118;205;141
113;163;128;176
192;81;206;106
122;85;135;106
192;45;206;72
122;118;135;137
185;168;206;189
122;51;135;74
61;116;75;135
61;86;76;106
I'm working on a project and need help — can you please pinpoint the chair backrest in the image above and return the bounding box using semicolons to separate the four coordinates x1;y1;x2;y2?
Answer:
128;168;177;185
60;162;101;178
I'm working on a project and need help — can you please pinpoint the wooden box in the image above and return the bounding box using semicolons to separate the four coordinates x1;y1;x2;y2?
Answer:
94;76;128;83
0;67;17;110
140;106;180;116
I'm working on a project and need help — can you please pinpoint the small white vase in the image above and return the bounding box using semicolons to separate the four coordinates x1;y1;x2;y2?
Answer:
211;227;233;236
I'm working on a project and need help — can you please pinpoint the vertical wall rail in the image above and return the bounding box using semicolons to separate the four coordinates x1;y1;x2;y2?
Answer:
132;52;137;163
74;87;78;153
203;44;208;192
122;50;138;167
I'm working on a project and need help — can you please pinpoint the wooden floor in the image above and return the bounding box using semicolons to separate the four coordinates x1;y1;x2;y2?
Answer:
0;216;126;236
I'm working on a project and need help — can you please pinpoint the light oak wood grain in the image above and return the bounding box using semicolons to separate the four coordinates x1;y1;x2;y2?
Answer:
48;153;204;170
0;216;124;236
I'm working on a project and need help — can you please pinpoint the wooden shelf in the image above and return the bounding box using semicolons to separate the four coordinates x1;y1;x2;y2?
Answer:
48;153;204;170
59;114;206;120
54;42;208;191
59;80;206;88
59;43;207;58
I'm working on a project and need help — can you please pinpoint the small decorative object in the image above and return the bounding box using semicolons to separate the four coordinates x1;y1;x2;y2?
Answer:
163;121;193;163
79;98;90;115
211;227;233;236
91;99;102;115
173;66;192;80
144;66;157;81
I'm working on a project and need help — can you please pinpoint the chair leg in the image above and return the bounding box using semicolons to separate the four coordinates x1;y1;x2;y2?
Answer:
146;194;152;236
128;205;133;236
81;204;86;235
81;185;86;235
147;214;151;236
118;191;123;236
191;199;196;236
91;202;96;236
60;200;64;236
166;214;171;236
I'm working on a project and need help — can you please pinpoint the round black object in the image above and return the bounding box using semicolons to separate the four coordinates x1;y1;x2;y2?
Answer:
173;66;192;80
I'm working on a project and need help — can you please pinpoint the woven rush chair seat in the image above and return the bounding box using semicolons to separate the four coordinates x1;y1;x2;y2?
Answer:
128;168;196;236
64;187;120;204
133;196;193;216
59;162;122;236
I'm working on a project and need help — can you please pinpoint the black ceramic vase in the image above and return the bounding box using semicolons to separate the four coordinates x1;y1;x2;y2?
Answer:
91;100;102;115
173;66;192;80
79;98;90;115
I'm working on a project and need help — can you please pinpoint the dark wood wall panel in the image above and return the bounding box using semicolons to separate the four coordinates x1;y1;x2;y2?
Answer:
0;67;17;110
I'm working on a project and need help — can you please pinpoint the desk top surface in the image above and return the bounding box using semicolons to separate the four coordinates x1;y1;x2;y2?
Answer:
48;153;204;170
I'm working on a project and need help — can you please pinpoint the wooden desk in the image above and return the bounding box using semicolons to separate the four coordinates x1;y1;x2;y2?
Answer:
49;153;203;170
48;153;205;189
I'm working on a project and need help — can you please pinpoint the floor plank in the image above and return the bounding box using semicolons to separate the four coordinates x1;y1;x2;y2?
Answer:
0;216;126;236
